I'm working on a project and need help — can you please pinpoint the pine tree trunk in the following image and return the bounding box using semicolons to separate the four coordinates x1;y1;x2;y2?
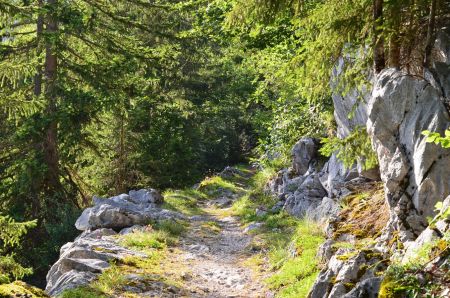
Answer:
43;0;60;192
424;0;437;69
389;3;401;68
373;0;385;73
33;0;43;96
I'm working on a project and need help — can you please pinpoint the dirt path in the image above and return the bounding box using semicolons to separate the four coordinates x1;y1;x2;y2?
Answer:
137;188;273;298
171;208;269;298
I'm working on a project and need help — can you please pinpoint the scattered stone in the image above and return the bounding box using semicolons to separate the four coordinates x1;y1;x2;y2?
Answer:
255;208;267;217
243;222;263;234
119;224;146;235
208;197;233;208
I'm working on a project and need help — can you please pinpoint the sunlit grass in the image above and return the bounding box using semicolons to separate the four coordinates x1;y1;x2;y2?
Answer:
162;189;206;215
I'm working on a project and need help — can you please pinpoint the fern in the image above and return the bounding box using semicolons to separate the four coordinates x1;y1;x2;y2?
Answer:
320;126;378;170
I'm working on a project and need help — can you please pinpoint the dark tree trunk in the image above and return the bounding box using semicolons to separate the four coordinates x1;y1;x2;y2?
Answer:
33;0;43;96
389;3;401;68
373;0;385;73
43;0;60;192
424;0;437;69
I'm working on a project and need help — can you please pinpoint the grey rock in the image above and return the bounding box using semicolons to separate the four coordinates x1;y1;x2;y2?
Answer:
292;137;320;175
342;277;382;298
320;154;357;198
209;197;233;208
308;197;341;222
435;28;450;64
317;239;336;264
367;68;450;238
329;283;348;298
128;188;163;204
332;56;372;139
46;229;145;296
119;225;145;235
255;208;267;217
308;269;334;298
243;222;263;233
402;226;441;264
271;201;285;213
75;190;183;231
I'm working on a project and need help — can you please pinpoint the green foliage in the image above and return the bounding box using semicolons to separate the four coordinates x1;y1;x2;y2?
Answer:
0;216;36;283
422;129;450;148
320;126;378;170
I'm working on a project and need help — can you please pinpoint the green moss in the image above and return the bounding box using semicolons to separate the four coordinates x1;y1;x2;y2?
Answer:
344;282;355;291
0;281;49;298
336;251;358;261
60;287;106;298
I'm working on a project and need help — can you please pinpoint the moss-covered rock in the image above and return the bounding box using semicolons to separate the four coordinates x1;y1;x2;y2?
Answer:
0;281;49;298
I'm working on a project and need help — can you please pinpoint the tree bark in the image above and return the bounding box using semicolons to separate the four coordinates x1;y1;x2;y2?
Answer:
33;0;43;96
373;0;385;73
43;0;60;192
423;0;437;69
389;3;401;68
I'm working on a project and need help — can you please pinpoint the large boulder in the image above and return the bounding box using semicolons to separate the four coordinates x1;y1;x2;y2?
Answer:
367;68;450;240
75;189;184;231
45;228;146;296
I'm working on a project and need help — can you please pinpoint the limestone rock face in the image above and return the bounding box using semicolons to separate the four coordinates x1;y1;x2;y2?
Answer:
292;137;320;175
332;58;371;139
367;68;450;239
75;189;184;231
45;228;146;297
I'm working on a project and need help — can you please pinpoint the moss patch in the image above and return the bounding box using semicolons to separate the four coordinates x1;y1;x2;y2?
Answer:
333;182;389;240
0;281;49;298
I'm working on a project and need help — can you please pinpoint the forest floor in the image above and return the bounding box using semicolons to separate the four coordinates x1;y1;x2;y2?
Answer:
62;166;324;298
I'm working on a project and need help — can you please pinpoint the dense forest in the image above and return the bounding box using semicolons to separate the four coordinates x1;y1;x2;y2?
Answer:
1;0;450;295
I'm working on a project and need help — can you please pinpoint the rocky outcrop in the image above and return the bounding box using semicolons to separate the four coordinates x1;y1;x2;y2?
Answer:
75;189;183;231
309;248;386;298
332;57;371;139
46;189;184;296
45;228;146;296
266;137;342;221
368;68;450;240
292;138;320;175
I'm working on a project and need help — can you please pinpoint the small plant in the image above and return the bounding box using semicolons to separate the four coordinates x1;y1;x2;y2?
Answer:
154;219;187;237
320;126;378;170
422;129;450;148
